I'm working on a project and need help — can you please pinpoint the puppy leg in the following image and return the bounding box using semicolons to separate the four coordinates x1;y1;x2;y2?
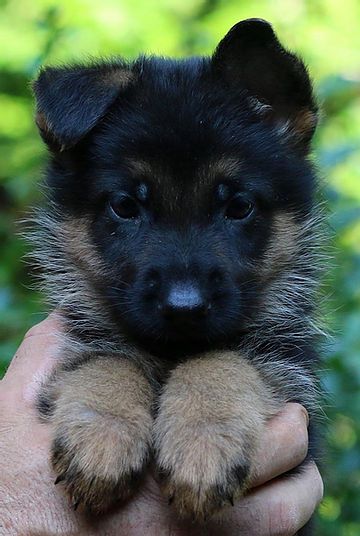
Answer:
154;351;280;521
40;357;154;513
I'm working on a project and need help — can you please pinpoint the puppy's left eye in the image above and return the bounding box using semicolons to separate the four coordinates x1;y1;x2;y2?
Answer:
225;195;254;220
109;195;140;220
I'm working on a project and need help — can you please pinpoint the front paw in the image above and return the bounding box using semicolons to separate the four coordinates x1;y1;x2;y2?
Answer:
158;446;251;521
153;352;278;522
51;409;150;513
39;357;154;513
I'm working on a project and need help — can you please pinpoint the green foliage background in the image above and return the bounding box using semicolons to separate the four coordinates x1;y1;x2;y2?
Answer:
0;0;359;533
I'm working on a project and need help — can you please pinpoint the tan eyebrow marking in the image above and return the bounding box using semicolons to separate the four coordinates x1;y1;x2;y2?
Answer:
125;159;153;177
198;157;242;183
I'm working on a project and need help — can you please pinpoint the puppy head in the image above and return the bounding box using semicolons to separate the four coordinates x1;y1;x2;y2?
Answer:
33;19;319;352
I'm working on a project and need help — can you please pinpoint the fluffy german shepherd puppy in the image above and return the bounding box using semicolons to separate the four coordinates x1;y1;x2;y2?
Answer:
32;18;322;531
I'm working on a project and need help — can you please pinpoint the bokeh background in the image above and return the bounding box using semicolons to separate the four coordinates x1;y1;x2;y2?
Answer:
0;0;359;533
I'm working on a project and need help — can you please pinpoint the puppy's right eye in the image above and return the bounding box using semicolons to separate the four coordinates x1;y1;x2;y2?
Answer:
109;195;140;220
225;194;254;220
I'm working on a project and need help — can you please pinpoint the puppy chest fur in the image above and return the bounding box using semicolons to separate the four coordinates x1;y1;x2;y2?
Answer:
31;18;323;529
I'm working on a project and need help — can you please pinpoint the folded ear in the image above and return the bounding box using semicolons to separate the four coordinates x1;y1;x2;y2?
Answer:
212;19;318;150
32;61;134;150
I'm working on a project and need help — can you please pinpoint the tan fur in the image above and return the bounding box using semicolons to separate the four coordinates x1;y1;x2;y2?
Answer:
153;351;280;520
276;109;317;143
61;217;106;277
34;212;121;346
48;357;154;513
293;109;317;139
260;212;299;281
124;158;153;177
202;156;241;182
255;211;324;336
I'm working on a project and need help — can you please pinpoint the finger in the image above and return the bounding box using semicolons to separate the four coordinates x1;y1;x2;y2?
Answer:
1;315;62;405
222;461;323;536
249;403;309;488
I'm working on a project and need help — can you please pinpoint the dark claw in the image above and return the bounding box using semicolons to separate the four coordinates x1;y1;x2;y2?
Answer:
54;475;65;485
168;494;174;505
228;496;234;507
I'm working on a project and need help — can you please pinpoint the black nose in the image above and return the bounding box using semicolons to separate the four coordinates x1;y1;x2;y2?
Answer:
162;282;208;320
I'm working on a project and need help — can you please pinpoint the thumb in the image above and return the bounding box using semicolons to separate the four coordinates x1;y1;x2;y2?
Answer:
1;315;62;408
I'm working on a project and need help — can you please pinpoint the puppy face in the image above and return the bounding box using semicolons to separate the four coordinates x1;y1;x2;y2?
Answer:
33;20;318;352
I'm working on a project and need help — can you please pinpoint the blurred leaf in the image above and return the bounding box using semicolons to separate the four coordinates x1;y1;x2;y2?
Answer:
330;206;360;231
319;75;360;117
318;144;360;170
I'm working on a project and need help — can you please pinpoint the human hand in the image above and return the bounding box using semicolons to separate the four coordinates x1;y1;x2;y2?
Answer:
0;317;323;535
